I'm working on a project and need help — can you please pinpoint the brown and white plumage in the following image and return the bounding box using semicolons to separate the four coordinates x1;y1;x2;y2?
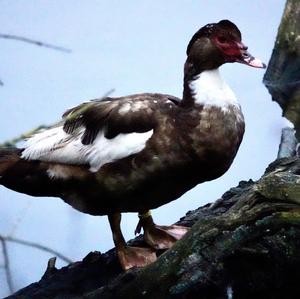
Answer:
0;20;265;270
21;94;179;172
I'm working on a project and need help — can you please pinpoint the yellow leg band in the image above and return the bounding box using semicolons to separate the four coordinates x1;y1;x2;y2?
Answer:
138;210;152;219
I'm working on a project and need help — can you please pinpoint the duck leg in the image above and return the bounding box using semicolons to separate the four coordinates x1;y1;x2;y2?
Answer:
108;213;156;270
135;210;189;250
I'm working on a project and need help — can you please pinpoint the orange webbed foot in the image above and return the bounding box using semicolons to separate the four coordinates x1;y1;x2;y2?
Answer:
144;224;189;250
136;211;189;250
117;246;157;271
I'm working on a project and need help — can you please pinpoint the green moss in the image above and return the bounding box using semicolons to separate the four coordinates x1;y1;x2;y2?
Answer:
257;172;300;203
278;211;300;223
263;0;300;135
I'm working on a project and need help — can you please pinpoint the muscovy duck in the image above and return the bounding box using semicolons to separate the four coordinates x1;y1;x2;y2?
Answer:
0;20;265;270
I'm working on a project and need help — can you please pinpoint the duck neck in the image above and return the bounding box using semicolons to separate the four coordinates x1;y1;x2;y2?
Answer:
181;61;238;110
181;60;200;108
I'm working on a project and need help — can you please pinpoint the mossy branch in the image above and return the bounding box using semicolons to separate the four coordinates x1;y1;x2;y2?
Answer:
7;157;300;299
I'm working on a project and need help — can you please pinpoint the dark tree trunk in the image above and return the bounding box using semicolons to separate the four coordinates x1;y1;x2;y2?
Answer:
263;0;300;139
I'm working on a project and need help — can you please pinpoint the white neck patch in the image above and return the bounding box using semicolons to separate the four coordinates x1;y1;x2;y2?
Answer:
189;69;239;111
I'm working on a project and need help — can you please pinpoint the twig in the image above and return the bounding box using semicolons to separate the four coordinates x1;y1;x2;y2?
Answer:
4;236;73;264
0;33;71;53
0;237;14;294
8;198;33;238
0;89;115;148
0;234;72;294
64;88;115;121
0;125;50;148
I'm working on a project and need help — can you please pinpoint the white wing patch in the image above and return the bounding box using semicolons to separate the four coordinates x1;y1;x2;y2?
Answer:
21;126;153;172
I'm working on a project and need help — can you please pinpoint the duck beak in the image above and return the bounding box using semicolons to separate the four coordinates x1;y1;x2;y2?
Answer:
240;50;266;68
236;42;266;68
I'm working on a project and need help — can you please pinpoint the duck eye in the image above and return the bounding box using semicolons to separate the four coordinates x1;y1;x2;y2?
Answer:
217;36;227;44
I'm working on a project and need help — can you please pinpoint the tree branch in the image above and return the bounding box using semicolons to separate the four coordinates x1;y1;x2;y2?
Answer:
0;234;72;295
0;236;14;294
0;125;50;148
0;32;72;86
0;33;71;53
3;236;73;264
7;157;300;299
0;89;115;148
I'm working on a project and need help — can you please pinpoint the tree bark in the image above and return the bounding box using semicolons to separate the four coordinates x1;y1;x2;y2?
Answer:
7;157;300;299
263;0;300;139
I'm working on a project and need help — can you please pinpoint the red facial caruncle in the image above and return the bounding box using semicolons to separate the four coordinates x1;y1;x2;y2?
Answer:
213;33;266;68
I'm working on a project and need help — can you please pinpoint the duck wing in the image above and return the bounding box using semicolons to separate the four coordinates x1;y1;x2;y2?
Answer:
21;93;180;172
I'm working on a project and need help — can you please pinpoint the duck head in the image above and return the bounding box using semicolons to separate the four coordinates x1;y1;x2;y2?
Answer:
185;20;265;75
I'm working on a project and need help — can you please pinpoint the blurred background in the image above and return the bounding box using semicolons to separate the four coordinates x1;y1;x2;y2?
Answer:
0;0;287;296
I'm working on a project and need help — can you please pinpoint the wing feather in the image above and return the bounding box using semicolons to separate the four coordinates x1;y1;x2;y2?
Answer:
63;93;180;144
22;93;180;171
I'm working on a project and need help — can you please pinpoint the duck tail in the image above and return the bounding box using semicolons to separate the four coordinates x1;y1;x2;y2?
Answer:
0;147;22;176
0;147;91;199
0;147;56;197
